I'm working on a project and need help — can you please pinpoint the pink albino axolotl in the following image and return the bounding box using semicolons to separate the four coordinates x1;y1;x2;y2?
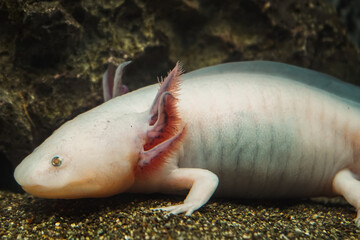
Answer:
14;61;360;226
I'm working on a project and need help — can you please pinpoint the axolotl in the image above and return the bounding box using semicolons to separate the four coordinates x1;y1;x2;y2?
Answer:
14;61;360;225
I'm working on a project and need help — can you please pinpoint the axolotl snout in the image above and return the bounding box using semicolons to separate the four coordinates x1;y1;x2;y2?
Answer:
14;61;360;225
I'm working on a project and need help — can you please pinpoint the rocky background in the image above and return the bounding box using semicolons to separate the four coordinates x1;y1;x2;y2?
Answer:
326;0;360;49
1;0;360;238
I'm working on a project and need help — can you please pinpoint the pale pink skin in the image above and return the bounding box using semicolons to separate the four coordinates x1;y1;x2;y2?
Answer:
14;61;360;226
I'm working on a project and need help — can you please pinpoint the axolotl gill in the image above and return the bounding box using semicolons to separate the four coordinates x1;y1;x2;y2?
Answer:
14;61;360;226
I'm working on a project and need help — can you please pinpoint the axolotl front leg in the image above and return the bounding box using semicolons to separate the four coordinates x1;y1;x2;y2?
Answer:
131;167;219;215
154;168;219;215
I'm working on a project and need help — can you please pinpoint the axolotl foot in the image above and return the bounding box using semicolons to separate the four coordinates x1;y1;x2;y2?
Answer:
154;203;200;216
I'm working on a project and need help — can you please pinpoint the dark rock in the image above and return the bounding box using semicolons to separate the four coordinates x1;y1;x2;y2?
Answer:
15;1;83;68
0;0;360;191
325;0;360;49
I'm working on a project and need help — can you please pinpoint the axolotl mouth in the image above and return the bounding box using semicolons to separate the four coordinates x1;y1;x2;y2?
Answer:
20;182;104;199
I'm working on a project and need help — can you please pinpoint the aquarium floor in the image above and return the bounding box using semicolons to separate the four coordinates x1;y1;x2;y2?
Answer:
0;190;359;239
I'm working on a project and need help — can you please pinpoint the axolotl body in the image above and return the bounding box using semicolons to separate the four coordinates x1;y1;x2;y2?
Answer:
14;61;360;225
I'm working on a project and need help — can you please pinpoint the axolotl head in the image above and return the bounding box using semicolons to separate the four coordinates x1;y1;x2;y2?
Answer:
14;110;143;199
14;62;185;199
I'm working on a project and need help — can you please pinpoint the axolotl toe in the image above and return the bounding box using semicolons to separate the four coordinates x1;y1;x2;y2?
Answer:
14;61;360;226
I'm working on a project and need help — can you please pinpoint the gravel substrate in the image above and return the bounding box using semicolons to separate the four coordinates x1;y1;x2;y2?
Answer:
1;190;359;239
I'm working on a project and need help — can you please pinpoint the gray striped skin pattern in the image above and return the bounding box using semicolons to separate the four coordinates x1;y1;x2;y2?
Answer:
177;74;359;199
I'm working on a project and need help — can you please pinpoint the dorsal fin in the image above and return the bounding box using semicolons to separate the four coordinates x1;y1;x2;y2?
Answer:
181;61;360;105
136;62;186;177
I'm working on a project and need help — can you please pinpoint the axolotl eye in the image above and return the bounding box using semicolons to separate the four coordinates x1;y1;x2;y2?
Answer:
51;156;63;167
